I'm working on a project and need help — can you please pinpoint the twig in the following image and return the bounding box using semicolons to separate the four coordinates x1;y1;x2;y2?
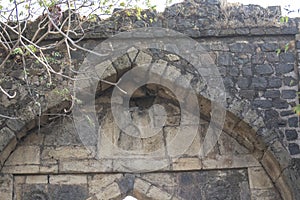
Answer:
0;85;16;98
0;113;19;119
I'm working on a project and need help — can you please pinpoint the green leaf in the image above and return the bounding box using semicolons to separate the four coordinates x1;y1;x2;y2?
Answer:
275;48;281;56
12;47;24;55
119;2;125;7
285;16;289;23
284;43;289;53
293;105;300;115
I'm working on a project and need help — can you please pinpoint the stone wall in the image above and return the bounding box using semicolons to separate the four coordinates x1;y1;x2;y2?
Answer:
1;0;300;199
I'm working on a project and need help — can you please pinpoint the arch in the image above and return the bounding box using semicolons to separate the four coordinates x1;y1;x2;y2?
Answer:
0;43;299;200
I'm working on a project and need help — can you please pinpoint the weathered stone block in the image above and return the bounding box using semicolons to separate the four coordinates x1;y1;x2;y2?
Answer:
264;90;280;98
0;127;15;152
0;174;13;200
59;159;113;173
255;64;274;75
41;146;95;161
50;175;87;185
285;130;298;141
261;150;282;182
95;182;121;199
251;77;267;89
5;145;40;166
1;165;40;174
25;175;48;184
172;157;202;171
288;143;300;155
248;167;273;189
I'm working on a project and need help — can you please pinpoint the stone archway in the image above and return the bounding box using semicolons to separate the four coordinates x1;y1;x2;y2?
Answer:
0;48;295;199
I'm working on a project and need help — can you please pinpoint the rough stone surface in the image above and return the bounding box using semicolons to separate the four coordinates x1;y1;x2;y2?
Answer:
0;0;300;199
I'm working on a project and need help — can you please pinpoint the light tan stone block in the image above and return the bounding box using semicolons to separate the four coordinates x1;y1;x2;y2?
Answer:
59;159;113;173
172;157;202;171
202;154;260;169
133;178;151;195
39;164;58;173
261;150;281;182
248;167;274;189
88;174;122;195
22;132;44;146
112;158;170;172
165;126;200;157
135;51;152;67
26;175;48;184
14;176;26;184
141;173;175;190
1;165;39;174
41;146;95;160
275;175;293;200
0;174;13;200
50;175;87;185
95;182;121;200
5;145;40;165
146;185;172;200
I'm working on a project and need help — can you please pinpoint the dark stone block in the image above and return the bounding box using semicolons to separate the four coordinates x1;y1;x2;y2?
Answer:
237;77;250;89
283;76;297;86
118;174;135;194
267;78;281;88
288;117;299;127
23;184;88;200
252;53;266;64
264;110;280;128
6;119;25;132
261;43;278;52
177;170;249;200
218;53;232;66
266;52;279;62
296;41;300;49
251;77;267;89
50;185;88;200
267;6;281;16
229;43;254;53
278;120;287;127
282;26;298;34
240;90;256;100
241;65;252;76
282;90;297;99
286;130;298;141
272;98;289;109
267;27;282;34
264;90;280;98
255;64;274;75
250;28;265;35
253;99;272;109
265;109;279;121
275;64;294;74
235;28;250;35
281;110;295;116
223;77;234;88
288;143;300;155
279;53;295;63
229;66;239;76
219;30;234;36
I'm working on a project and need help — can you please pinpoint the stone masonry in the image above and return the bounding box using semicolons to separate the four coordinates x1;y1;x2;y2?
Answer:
1;0;300;199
